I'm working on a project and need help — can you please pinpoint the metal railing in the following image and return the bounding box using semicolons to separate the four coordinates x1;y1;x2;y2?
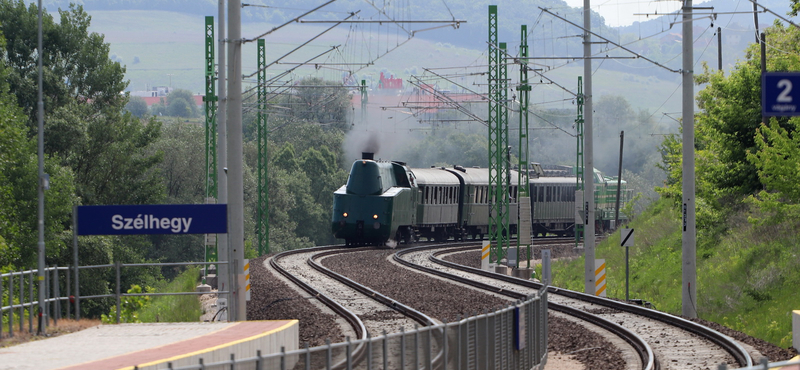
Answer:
4;267;549;370
1;266;70;338
72;261;229;323
722;357;800;370
143;285;549;370
2;261;228;337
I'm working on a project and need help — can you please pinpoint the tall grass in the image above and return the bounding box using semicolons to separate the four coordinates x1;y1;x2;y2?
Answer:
138;267;202;323
551;198;798;347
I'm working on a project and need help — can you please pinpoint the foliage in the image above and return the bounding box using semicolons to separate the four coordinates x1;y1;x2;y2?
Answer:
0;1;127;134
748;117;800;203
138;267;202;322
400;129;488;168
101;284;152;324
0;48;76;269
552;197;797;347
689;22;800;199
165;89;198;118
125;96;148;118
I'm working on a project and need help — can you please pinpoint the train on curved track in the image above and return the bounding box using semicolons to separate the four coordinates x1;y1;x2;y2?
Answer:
332;152;632;246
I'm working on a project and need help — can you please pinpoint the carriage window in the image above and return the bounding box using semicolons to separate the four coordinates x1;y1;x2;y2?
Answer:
424;186;429;204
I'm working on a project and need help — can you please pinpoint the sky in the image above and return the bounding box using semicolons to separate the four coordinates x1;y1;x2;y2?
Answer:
562;0;712;27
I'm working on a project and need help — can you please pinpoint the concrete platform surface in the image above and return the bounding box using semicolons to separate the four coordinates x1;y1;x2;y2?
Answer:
0;321;297;370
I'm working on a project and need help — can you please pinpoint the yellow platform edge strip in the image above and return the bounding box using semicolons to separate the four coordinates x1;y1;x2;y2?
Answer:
775;356;800;370
116;320;298;370
55;323;236;370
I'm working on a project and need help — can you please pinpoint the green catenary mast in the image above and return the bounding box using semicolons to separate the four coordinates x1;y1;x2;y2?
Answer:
203;16;218;269
256;39;270;256
487;5;510;264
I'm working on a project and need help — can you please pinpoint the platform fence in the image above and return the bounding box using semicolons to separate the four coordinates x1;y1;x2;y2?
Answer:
1;261;227;338
721;357;800;370
153;285;549;370
3;265;549;370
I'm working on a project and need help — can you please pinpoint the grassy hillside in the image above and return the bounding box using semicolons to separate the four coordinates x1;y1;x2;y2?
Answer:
86;10;683;116
552;197;800;348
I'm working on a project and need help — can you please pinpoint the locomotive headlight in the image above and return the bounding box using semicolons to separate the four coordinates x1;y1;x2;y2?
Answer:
373;222;380;229
343;212;348;218
373;214;378;219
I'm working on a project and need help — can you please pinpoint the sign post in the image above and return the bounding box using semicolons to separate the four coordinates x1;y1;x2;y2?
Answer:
74;204;229;319
620;228;634;301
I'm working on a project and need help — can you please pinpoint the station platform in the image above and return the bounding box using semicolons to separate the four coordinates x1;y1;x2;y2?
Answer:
0;321;298;370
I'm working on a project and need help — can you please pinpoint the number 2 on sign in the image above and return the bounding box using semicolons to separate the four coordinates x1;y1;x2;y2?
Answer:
777;79;793;103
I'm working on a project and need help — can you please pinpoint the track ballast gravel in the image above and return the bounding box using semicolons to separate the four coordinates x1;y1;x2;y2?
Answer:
246;254;343;347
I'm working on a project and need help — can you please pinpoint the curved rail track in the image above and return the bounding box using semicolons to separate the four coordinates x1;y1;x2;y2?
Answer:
271;246;447;369
401;243;753;370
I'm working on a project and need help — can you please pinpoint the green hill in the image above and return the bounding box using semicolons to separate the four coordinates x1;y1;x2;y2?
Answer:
552;197;800;348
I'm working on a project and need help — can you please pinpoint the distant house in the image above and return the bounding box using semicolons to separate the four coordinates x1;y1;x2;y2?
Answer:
130;85;173;98
137;95;204;107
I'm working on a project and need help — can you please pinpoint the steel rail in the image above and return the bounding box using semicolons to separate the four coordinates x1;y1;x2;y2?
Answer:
270;246;367;370
429;244;753;369
309;248;448;370
423;245;656;370
394;243;656;370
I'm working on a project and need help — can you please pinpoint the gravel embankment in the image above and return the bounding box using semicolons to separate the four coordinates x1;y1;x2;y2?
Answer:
246;254;343;347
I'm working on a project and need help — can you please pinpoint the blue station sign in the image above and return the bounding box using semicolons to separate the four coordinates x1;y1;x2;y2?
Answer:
77;204;227;235
762;72;800;116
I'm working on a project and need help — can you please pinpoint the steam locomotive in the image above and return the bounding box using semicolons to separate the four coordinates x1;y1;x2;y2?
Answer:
331;153;631;246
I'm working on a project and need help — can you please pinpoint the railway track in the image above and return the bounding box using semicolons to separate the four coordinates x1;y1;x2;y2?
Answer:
270;246;446;369
400;243;753;370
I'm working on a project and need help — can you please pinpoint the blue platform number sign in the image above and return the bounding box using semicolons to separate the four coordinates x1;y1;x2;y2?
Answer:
77;204;227;235
762;72;800;116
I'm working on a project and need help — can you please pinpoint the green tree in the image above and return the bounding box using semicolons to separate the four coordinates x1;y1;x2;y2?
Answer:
0;0;164;207
0;43;77;270
0;1;127;134
693;23;800;198
125;96;148;118
748;118;800;202
166;89;198;118
289;77;351;131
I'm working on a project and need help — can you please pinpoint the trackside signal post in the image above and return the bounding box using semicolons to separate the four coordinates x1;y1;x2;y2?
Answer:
575;77;585;250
